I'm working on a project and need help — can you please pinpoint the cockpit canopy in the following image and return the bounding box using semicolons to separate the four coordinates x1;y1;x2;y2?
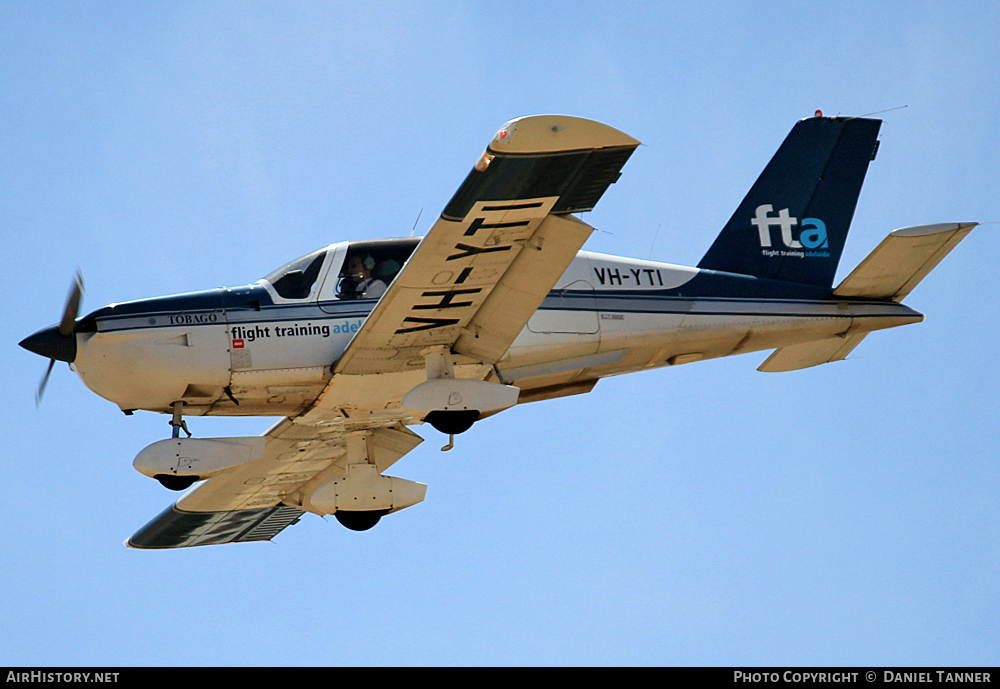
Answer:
260;238;420;301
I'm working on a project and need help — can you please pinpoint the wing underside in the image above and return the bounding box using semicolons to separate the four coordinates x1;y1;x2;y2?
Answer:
127;419;423;549
128;504;304;549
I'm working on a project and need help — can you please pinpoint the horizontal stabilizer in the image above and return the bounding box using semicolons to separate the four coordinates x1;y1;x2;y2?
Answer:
834;223;977;301
758;333;867;372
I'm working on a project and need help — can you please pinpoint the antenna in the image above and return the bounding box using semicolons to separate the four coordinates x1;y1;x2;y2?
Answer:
648;223;662;260
847;105;909;120
408;208;424;238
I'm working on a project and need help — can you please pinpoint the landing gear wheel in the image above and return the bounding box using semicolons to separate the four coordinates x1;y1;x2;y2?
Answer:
154;474;198;491
424;410;480;435
335;510;388;531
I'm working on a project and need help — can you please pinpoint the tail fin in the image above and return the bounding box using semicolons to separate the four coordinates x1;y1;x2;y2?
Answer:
698;116;882;288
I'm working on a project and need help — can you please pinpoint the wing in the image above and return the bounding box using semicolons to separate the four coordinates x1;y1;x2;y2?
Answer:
333;115;639;376
127;418;423;549
128;116;639;548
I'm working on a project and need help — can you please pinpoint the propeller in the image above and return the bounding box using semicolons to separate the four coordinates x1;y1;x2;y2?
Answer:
21;271;84;404
37;359;56;406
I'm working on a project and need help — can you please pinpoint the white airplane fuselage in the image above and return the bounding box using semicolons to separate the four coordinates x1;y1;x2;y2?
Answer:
17;113;975;549
69;241;922;420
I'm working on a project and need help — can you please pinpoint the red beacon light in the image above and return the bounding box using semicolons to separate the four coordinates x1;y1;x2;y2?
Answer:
815;109;823;118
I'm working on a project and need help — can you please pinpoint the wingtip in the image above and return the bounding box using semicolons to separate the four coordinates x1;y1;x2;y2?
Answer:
889;222;978;237
490;115;641;153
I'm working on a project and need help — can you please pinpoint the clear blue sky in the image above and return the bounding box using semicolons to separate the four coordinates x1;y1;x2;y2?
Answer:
3;1;998;666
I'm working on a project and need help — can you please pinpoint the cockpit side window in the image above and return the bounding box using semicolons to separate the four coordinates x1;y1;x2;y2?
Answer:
335;238;419;300
265;251;327;300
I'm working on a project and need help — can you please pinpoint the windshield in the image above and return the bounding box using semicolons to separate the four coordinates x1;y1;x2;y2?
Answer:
262;249;327;299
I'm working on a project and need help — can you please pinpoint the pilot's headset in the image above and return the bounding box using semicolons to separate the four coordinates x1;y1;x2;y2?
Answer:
344;255;375;275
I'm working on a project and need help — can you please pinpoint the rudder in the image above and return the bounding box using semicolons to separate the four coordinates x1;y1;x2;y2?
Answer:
698;116;882;287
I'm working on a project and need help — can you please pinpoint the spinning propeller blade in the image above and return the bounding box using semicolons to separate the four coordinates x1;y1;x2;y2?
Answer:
59;271;84;338
23;271;85;405
36;359;56;406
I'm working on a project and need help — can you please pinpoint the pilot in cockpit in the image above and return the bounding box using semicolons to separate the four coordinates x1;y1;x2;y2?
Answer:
341;254;388;299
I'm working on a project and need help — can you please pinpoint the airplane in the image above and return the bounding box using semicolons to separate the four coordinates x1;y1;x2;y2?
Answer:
20;113;976;549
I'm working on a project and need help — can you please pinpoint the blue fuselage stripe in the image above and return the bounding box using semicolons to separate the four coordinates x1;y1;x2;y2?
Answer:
89;286;908;334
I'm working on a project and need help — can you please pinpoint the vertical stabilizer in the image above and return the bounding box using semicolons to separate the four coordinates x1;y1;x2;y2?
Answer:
698;116;882;287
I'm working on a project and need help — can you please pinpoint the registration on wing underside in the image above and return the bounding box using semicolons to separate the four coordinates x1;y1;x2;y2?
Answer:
329;117;640;377
390;198;557;340
332;197;559;374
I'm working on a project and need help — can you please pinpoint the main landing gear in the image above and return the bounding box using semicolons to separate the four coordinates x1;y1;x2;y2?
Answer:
155;402;198;491
400;346;519;451
154;474;198;491
424;409;480;452
335;510;388;531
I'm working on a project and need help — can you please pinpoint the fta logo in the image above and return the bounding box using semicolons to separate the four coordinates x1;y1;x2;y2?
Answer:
751;204;828;249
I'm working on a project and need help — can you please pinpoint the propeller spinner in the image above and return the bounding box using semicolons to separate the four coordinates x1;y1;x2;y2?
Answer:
20;271;84;404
